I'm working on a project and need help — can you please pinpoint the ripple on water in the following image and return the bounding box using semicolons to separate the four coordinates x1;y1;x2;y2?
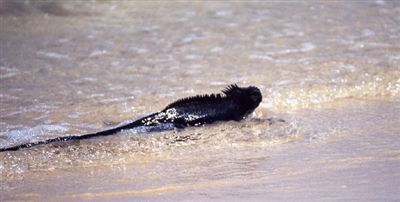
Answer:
262;70;400;111
36;51;69;59
0;124;68;148
0;66;20;79
0;117;304;178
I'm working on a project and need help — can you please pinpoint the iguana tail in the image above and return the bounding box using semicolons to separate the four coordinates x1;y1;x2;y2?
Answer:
0;114;155;152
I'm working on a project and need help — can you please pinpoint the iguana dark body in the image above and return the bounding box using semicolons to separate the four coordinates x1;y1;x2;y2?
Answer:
0;84;262;152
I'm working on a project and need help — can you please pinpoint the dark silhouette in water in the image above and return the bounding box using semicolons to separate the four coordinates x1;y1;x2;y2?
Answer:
0;84;262;152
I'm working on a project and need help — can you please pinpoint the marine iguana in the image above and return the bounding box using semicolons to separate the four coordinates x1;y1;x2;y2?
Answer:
0;84;262;152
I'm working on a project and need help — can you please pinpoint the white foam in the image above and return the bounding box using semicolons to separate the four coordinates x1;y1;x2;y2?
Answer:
185;54;201;60
37;51;69;59
0;66;19;79
300;42;316;52
67;112;86;119
89;50;107;57
98;96;135;104
211;47;223;53
249;54;273;61
215;10;231;17
374;0;386;6
1;125;68;147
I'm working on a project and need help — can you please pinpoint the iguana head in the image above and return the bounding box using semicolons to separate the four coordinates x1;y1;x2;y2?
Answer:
223;84;262;119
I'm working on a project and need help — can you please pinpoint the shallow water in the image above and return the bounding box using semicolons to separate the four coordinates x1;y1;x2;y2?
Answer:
1;1;399;201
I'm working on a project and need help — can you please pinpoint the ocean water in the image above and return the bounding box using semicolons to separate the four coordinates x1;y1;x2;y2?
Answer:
0;1;399;201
